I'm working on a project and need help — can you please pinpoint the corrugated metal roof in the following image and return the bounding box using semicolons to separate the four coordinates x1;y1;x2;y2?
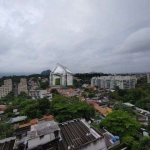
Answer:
27;121;60;139
10;116;27;123
0;137;16;150
59;119;101;149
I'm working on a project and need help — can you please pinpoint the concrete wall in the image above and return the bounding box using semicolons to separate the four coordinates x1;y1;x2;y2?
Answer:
67;74;73;86
81;138;107;150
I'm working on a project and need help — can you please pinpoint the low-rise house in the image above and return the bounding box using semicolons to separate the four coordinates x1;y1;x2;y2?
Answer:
9;116;27;124
90;97;109;106
0;105;7;111
79;97;85;101
137;116;148;125
74;77;81;82
58;88;82;97
0;117;122;150
13;109;19;116
0;137;16;150
42;92;53;100
28;78;39;90
0;105;6;118
41;78;48;83
124;102;135;108
135;107;150;115
87;85;94;90
27;120;60;150
86;100;112;117
100;128;120;149
82;84;89;88
29;89;52;100
43;115;54;121
14;115;54;149
59;118;107;150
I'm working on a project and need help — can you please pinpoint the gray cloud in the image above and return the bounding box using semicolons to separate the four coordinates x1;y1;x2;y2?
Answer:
117;27;150;53
0;0;150;74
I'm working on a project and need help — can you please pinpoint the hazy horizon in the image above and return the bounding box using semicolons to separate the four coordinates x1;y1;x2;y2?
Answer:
0;70;149;78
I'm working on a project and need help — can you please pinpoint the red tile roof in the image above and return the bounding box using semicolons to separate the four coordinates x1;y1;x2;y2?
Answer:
30;119;38;125
68;88;74;93
0;105;7;111
43;115;54;120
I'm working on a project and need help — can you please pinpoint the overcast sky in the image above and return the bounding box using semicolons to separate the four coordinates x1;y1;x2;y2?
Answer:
0;0;150;75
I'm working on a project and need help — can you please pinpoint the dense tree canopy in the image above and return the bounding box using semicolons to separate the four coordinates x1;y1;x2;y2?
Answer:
109;83;150;111
113;102;142;118
20;98;50;119
18;91;28;99
0;92;15;104
50;95;95;122
100;110;141;139
0;123;14;140
51;88;60;95
139;137;150;150
40;81;49;89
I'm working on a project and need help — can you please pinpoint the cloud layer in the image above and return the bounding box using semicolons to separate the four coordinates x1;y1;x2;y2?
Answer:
0;0;150;74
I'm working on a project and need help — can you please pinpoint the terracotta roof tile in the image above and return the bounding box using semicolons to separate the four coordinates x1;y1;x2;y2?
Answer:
43;115;54;120
0;105;7;111
30;119;38;125
19;123;31;128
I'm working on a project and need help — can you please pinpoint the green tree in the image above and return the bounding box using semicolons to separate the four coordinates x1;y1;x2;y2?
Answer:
51;89;60;95
131;141;140;150
113;102;136;117
100;110;141;139
0;91;15;104
81;92;87;98
139;137;150;150
20;102;42;119
4;105;14;113
122;135;134;146
50;95;95;122
40;81;49;89
0;123;14;140
18;91;28;99
147;120;150;132
88;93;95;98
38;98;50;114
73;79;81;88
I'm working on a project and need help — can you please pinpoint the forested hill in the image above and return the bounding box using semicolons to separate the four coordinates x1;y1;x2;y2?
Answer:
74;73;109;84
41;70;51;75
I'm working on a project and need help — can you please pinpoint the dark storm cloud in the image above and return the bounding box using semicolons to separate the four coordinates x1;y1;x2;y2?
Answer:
0;0;150;74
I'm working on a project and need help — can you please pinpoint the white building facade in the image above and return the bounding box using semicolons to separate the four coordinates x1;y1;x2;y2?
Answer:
18;78;28;95
27;120;60;150
91;76;137;89
29;89;52;100
0;79;12;98
147;74;150;83
50;63;73;87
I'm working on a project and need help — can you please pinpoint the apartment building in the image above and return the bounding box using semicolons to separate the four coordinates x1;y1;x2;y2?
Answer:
18;78;28;95
147;74;150;83
91;76;137;89
29;89;52;100
0;79;12;98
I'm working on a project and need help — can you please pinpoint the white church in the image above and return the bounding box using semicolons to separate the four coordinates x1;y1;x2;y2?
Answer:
49;63;73;87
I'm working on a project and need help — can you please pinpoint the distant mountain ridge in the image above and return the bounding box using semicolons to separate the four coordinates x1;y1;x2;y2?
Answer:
41;70;51;75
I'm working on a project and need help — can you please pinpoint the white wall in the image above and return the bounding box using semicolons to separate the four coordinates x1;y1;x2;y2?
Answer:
81;138;107;150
